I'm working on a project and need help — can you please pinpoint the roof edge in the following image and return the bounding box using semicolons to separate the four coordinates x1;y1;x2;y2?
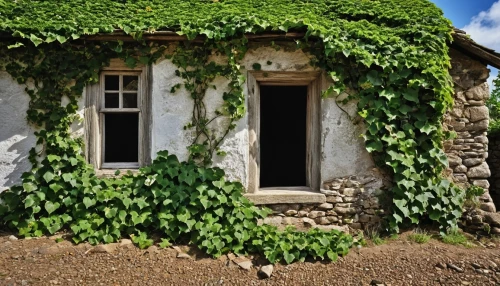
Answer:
452;28;500;69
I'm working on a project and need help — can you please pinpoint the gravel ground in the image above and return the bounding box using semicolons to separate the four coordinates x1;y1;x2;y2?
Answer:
1;231;500;286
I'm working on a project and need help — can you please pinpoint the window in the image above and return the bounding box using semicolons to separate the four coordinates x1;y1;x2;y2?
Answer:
85;59;152;171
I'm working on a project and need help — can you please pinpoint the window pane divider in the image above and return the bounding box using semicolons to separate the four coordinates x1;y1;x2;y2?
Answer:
100;108;140;113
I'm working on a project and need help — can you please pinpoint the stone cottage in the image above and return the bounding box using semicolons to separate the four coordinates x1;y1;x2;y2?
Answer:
0;27;499;232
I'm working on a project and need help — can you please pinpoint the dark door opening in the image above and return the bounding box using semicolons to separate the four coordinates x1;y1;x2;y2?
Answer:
260;85;307;188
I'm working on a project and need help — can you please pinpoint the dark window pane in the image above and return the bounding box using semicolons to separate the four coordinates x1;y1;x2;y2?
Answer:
104;113;139;163
105;93;119;108
123;76;138;91
105;75;119;90
123;93;138;108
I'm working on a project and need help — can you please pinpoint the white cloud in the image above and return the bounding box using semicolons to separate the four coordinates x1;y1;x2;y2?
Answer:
463;1;500;52
462;1;500;93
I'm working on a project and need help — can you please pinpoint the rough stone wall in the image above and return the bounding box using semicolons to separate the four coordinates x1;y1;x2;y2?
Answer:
444;48;495;212
258;172;390;232
487;134;500;207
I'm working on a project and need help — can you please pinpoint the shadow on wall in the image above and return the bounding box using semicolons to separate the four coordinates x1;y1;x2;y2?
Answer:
0;71;36;192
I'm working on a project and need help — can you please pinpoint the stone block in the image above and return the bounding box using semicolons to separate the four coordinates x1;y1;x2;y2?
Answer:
465;83;489;100
326;216;339;223
480;202;497;213
342;188;360;196
326;196;343;203
284;210;298;216
467;162;491;178
472;179;490;189
334;206;357;215
454;165;467;173
315;217;331;225
263;216;283;226
474;136;488;144
308;211;326;219
463;158;484;167
465;119;489;132
447;154;462;167
317;203;334;210
302;217;316;227
466;106;489;122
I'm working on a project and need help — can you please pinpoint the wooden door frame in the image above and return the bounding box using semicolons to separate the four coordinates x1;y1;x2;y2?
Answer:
247;71;322;194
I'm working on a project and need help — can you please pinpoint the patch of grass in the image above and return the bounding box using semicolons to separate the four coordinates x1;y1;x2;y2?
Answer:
442;233;468;246
389;234;399;240
372;236;385;245
408;229;431;244
365;223;386;245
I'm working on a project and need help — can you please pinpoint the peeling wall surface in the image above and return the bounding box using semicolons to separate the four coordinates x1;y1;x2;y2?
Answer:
0;71;36;192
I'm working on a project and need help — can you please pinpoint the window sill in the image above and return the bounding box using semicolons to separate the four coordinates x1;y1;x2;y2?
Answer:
95;169;139;178
244;186;326;205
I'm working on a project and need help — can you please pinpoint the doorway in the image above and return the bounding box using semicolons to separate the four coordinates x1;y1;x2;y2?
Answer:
259;85;307;187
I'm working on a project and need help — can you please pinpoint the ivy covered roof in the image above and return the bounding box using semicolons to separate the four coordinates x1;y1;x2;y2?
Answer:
0;0;450;45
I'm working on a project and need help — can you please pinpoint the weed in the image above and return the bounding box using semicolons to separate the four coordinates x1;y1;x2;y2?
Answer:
408;229;431;244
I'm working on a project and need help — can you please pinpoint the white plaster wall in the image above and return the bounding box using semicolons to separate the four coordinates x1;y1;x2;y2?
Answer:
151;45;374;188
0;72;36;191
320;95;375;182
0;45;374;192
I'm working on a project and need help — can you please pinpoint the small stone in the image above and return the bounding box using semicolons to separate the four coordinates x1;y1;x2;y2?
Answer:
463;158;484;167
146;245;159;254
93;243;119;254
258;265;274;279
326;196;343;203
308;211;326;219
334;206;357;215
233;257;252;270
297;211;309;217
446;263;464;273
467;162;491;178
436;262;447;269
8;235;18;241
284;210;298;216
317;203;334;210
471;263;482;269
315;217;331;225
120;239;133;246
176;252;192;259
480;202;497;213
302;217;316;226
342;188;360;196
321;189;341;196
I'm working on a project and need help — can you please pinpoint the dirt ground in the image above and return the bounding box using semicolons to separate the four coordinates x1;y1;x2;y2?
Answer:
1;230;500;286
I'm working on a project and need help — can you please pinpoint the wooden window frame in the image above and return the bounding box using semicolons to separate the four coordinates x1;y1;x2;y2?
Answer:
85;59;152;171
247;71;322;194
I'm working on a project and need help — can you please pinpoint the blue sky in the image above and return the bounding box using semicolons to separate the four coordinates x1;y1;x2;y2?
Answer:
430;0;499;90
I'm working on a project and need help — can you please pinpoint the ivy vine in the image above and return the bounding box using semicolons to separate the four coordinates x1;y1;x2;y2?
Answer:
0;0;466;263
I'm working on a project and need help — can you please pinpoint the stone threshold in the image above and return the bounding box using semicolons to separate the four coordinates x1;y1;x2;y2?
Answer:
244;186;326;205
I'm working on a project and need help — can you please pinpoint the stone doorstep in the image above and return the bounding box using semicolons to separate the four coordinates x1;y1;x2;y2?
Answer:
244;187;326;205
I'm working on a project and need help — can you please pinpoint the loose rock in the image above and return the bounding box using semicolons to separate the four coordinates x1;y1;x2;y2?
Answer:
258;265;274;279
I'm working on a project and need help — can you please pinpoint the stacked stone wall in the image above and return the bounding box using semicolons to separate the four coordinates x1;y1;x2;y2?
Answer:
444;48;495;212
258;172;390;232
